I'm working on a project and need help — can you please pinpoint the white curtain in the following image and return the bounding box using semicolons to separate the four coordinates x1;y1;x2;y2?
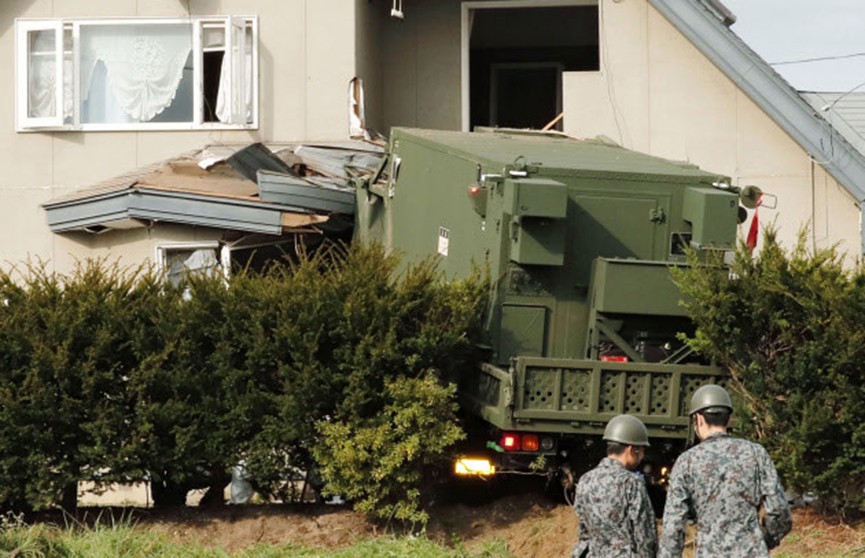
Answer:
215;25;252;124
80;24;191;122
166;248;220;287
27;30;57;118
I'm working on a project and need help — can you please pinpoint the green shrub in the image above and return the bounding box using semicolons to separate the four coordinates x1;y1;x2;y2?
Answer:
0;260;150;510
673;227;865;514
315;373;465;525
0;243;486;517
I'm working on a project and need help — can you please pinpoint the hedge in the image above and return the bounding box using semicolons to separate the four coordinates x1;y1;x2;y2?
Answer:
673;228;865;515
0;243;487;522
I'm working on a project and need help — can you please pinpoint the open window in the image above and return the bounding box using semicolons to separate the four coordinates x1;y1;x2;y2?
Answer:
16;16;257;131
16;20;68;128
156;236;307;285
462;2;599;131
156;242;226;287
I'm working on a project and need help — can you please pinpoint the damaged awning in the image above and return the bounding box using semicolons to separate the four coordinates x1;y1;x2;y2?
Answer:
43;141;384;235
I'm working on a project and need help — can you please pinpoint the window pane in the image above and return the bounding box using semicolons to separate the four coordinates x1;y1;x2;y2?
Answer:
63;26;73;124
215;20;253;124
165;248;220;286
202;26;225;49
27;29;56;118
79;23;193;124
244;22;253;123
231;22;245;121
203;49;224;123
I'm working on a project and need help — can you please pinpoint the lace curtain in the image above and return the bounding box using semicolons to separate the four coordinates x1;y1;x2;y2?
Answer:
214;28;253;124
25;22;248;125
27;30;56;118
165;248;220;287
26;29;72;120
79;24;191;122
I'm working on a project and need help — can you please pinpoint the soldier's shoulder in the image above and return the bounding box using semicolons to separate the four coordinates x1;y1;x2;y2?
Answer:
672;439;718;468
738;437;773;460
727;436;770;455
576;463;604;486
674;443;702;463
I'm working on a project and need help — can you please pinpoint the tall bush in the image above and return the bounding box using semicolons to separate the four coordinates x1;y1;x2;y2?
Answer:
245;244;488;517
0;261;146;510
673;228;865;514
310;248;487;524
0;243;486;514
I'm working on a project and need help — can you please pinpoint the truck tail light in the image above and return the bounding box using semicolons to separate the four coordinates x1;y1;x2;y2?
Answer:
501;433;520;451
600;354;629;363
500;432;542;452
521;434;539;452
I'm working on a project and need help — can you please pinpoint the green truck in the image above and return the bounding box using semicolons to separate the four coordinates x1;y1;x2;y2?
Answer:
355;128;739;488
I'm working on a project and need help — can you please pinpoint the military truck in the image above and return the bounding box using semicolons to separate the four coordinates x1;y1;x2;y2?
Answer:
355;128;741;488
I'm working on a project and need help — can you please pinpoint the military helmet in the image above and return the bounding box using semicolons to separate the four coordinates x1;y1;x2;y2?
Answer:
689;384;733;415
603;414;650;447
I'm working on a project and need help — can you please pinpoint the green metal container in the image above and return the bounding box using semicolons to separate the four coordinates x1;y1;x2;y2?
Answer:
356;128;739;464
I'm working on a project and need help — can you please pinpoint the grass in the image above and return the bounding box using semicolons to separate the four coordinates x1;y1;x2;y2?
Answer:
0;519;518;558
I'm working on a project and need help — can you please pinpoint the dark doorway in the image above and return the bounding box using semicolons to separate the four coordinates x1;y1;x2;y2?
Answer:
490;63;562;129
469;5;599;131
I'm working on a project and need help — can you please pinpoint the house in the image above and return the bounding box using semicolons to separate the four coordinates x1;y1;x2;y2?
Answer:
2;0;863;276
802;91;865;160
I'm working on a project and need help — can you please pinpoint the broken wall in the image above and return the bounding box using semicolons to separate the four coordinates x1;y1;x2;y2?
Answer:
357;0;464;133
562;0;861;263
0;0;355;273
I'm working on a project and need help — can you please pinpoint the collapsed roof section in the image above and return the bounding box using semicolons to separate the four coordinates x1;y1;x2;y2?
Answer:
42;141;384;236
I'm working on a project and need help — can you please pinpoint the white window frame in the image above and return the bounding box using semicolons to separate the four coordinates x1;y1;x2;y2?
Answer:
156;241;231;284
16;19;65;128
15;16;259;132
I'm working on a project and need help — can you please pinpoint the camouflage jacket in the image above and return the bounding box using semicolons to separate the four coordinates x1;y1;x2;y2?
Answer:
658;432;792;557
573;457;658;558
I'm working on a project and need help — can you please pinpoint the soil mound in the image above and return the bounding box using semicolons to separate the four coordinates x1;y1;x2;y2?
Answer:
58;496;864;557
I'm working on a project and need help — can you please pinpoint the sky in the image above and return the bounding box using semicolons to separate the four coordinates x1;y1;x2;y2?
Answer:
721;0;865;93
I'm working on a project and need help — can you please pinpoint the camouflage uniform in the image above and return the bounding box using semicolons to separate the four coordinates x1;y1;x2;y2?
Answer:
658;432;792;557
573;457;658;558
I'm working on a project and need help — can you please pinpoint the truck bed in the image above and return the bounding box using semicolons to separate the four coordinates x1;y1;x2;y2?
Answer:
463;357;728;439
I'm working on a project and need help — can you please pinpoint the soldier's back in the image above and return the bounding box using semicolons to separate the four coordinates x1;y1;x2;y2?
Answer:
574;458;655;558
673;434;772;556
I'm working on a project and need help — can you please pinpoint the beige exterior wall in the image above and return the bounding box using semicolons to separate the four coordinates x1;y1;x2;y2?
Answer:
3;0;861;272
355;0;383;132
562;0;861;261
0;0;356;274
361;0;861;262
50;225;225;277
359;0;464;134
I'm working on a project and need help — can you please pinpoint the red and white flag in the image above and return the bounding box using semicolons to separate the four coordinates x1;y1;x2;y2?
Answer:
746;196;763;252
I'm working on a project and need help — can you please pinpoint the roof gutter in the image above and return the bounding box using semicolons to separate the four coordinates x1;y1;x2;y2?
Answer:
704;0;736;26
44;188;314;235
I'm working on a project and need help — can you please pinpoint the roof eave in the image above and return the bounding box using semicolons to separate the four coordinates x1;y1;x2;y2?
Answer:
44;187;318;236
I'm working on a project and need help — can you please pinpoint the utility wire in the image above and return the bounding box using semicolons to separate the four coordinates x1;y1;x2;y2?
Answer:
770;51;865;66
818;78;865;111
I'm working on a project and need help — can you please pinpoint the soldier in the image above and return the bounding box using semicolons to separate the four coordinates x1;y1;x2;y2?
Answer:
658;384;792;557
573;414;658;558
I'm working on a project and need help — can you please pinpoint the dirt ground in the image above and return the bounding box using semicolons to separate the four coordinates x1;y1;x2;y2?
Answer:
69;494;863;557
